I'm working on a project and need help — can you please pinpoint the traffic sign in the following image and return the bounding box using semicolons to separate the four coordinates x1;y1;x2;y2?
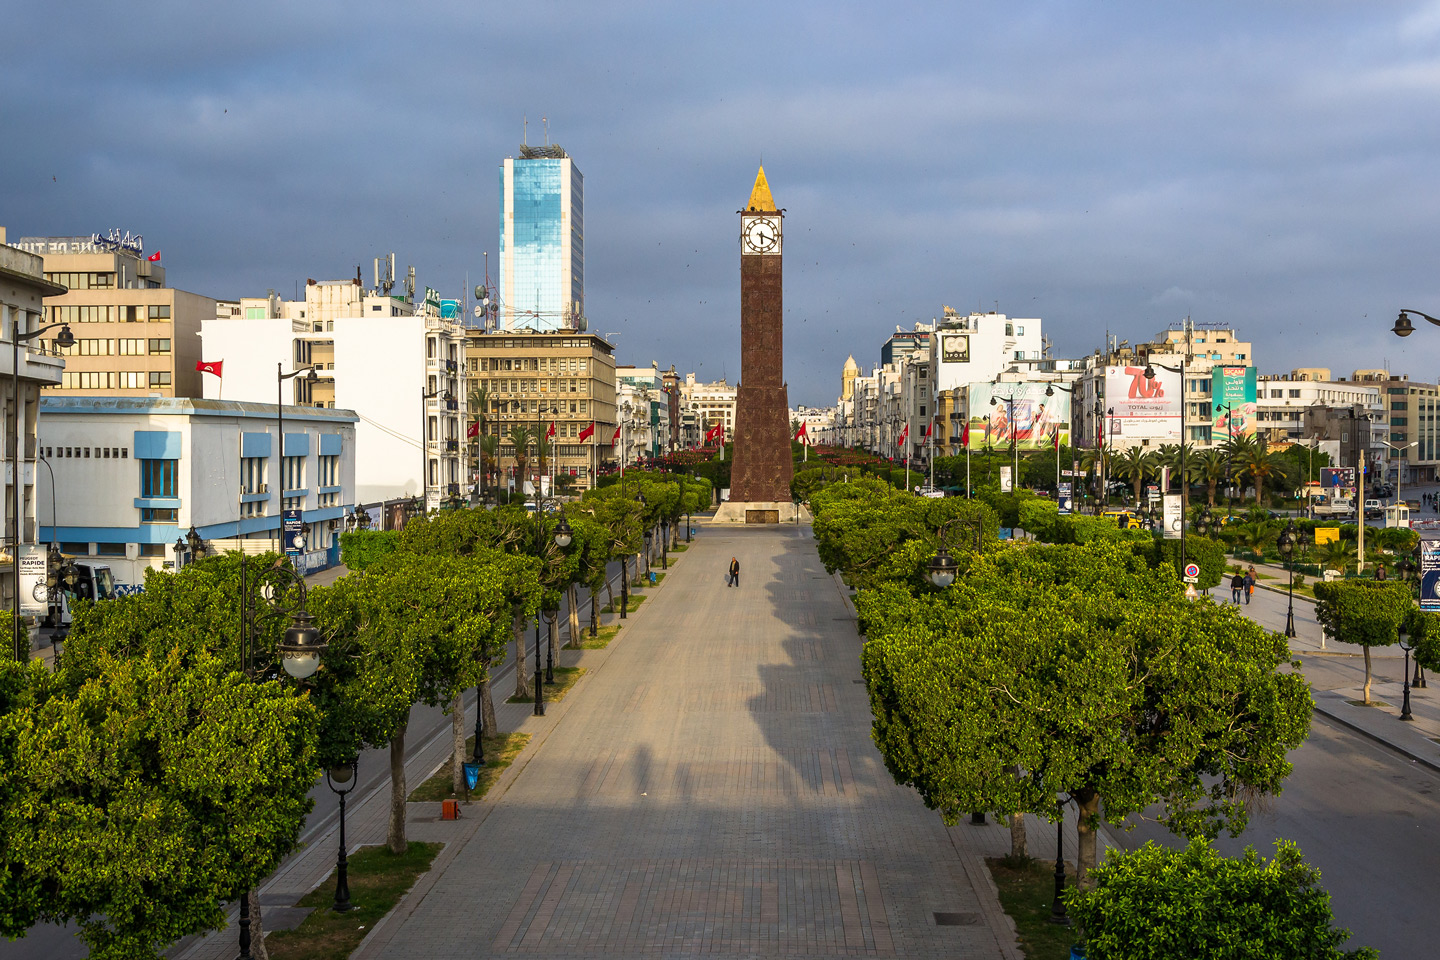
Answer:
1183;562;1200;579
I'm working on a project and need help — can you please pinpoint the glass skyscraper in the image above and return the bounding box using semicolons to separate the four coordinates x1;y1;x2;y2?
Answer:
499;145;584;332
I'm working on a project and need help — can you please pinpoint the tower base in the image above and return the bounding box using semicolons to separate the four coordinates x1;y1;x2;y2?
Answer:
712;501;810;524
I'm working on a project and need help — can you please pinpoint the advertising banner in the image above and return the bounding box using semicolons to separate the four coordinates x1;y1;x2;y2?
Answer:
1421;538;1440;612
1000;465;1013;493
940;334;970;363
1162;493;1182;539
966;382;1071;450
1058;482;1073;514
282;509;305;552
1104;366;1181;442
1320;467;1355;491
1211;366;1257;439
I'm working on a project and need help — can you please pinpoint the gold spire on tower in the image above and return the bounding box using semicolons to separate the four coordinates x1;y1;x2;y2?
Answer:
746;166;778;212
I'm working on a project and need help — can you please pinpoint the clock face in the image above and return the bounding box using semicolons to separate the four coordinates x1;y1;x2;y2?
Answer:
742;217;781;255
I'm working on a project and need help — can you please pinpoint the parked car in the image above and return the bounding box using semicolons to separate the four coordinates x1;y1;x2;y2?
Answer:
1364;499;1383;520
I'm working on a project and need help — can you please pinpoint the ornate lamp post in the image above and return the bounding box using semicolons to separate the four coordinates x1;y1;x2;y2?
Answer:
11;321;74;660
1394;309;1440;337
1398;625;1416;722
1277;521;1298;638
1048;796;1070;926
234;557;327;960
528;479;572;716
324;761;358;912
989;387;1021;494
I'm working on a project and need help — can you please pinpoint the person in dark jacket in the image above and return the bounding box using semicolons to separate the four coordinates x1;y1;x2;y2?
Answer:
728;557;740;587
1230;572;1245;604
1243;568;1256;604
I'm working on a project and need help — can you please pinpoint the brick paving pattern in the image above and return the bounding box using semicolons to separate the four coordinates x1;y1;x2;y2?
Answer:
361;525;1026;959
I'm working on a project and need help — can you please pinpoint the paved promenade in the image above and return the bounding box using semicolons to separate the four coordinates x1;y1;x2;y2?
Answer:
358;524;1026;960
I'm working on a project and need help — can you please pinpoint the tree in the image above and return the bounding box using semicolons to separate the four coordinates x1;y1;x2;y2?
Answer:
478;434;499;501
1233;439;1290;505
1194;448;1228;506
507;425;534;494
2;573;321;960
859;540;1312;887
469;384;491;498
1109;447;1158;503
1313;579;1413;703
1067;838;1376;960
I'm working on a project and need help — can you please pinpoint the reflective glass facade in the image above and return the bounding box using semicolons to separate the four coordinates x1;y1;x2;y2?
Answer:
500;155;584;332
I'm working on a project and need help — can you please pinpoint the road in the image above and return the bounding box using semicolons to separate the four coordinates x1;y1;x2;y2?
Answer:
1106;571;1440;959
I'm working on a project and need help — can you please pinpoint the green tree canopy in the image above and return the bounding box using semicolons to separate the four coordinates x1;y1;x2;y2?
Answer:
860;540;1312;885
1068;838;1376;960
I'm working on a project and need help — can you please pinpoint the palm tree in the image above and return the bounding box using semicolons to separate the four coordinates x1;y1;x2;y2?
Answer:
1156;444;1183;491
1079;448;1109;507
1195;449;1227;506
479;434;499;502
1111;448;1159;504
507;424;534;501
469;385;491;500
1315;537;1355;574
1232;440;1289;505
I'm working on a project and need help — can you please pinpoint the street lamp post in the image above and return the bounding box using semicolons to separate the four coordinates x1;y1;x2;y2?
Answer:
1045;382;1075;505
11;321;74;660
234;556;327;960
324;761;357;912
1048;797;1070;926
1399;626;1416;722
528;483;573;716
990;389;1020;494
1278;521;1298;638
1145;353;1192;573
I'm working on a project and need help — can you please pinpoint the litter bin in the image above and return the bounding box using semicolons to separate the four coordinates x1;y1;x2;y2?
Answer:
648;571;657;585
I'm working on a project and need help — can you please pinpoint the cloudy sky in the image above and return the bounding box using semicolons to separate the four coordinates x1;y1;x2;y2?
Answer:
7;1;1440;406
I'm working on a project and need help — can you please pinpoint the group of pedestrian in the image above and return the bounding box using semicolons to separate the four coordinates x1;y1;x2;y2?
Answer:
1229;565;1257;604
1425;492;1439;513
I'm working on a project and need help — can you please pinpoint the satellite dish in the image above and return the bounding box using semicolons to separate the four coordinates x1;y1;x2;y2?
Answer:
474;285;486;301
474;306;484;318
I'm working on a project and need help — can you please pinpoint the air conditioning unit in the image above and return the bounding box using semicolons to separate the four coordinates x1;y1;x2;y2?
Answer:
257;483;268;493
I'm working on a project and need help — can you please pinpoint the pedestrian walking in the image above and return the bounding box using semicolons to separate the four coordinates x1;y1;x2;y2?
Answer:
1230;572;1244;604
1243;567;1256;604
727;557;740;588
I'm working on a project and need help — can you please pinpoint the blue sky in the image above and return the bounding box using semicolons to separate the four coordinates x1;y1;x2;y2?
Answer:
6;1;1440;406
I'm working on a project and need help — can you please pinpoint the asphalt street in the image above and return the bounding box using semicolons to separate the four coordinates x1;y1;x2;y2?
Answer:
1107;569;1440;959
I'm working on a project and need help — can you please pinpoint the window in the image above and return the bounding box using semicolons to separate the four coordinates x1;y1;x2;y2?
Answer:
282;456;304;492
241;499;267;518
1288;390;1300;398
1270;390;1282;398
241;456;266;494
141;458;177;498
1016;326;1024;336
148;338;171;355
44;272;115;290
148;371;172;388
317;455;338;487
282;495;303;511
139;543;166;557
118;338;145;355
95;543;126;557
148;305;171;320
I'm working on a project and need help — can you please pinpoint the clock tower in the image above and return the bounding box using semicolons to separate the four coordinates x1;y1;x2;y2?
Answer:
725;166;795;516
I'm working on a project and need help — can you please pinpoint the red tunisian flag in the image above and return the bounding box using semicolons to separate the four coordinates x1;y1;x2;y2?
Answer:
466;420;480;439
611;426;623;447
922;421;932;439
546;421;556;439
961;421;970;449
793;421;807;442
147;251;161;262
578;422;595;442
897;424;909;447
196;360;223;377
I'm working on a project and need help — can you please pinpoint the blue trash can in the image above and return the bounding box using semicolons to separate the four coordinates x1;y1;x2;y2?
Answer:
648;571;657;585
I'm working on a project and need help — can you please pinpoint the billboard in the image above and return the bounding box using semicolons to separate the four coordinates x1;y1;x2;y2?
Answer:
1211;366;1257;439
966;382;1071;450
940;334;970;363
1104;366;1181;442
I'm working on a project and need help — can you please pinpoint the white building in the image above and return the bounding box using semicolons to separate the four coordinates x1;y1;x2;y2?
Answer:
0;228;68;633
929;308;1046;396
38;397;358;589
201;279;466;508
680;374;737;447
1256;370;1382;443
615;365;670;465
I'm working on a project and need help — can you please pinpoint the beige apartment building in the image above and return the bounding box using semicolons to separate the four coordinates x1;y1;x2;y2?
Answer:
465;330;617;490
10;236;213;398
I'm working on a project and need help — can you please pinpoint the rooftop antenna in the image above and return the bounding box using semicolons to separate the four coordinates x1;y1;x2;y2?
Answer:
523;115;528;147
542;116;549;145
405;265;415;300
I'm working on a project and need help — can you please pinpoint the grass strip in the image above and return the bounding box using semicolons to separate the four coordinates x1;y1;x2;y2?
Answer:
672;544;690;552
266;842;441;960
506;665;586;704
986;856;1082;960
578;624;621;649
601;594;647;614
406;732;530;803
